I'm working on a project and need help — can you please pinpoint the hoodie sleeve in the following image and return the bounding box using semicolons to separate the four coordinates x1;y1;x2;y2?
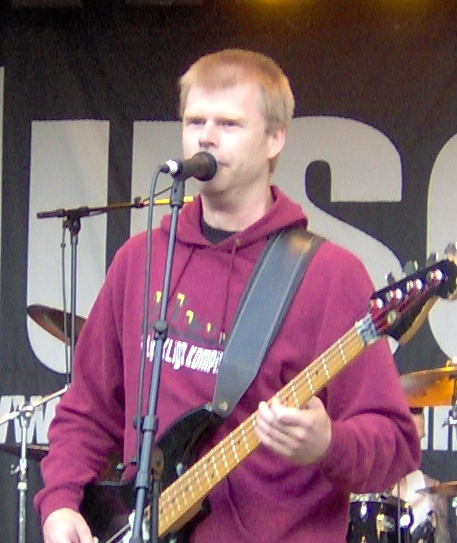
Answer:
307;241;421;492
316;339;421;492
34;245;127;525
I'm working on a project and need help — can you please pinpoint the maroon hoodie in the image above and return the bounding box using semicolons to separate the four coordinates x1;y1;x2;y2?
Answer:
35;186;420;542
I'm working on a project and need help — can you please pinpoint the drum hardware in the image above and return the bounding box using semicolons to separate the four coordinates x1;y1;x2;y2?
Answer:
400;360;457;449
0;443;49;462
400;363;457;408
27;304;86;345
347;493;413;543
0;387;68;543
418;481;457;498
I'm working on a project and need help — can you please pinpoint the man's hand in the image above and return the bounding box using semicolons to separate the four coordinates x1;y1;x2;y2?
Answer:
43;508;94;543
255;395;332;465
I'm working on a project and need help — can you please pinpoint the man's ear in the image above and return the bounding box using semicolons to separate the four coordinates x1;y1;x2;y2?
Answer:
267;125;286;159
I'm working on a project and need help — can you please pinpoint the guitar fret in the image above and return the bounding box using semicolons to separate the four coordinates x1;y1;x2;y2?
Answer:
304;369;315;393
220;446;230;472
321;355;330;380
337;339;348;366
180;478;189;506
196;470;204;493
202;460;212;489
188;479;195;500
211;453;221;481
229;435;240;463
240;425;251;453
290;381;299;407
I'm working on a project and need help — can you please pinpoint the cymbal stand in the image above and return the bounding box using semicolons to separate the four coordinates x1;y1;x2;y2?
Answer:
0;387;68;543
14;402;33;543
442;381;457;438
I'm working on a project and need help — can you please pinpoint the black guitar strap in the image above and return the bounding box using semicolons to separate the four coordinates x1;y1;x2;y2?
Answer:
212;227;325;418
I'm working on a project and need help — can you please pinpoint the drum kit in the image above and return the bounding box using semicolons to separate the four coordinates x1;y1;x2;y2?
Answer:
347;360;457;543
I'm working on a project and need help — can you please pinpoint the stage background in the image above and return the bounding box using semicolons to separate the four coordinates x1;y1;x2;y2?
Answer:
1;1;457;541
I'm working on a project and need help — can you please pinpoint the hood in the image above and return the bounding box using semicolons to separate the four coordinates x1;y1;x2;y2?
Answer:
160;185;308;249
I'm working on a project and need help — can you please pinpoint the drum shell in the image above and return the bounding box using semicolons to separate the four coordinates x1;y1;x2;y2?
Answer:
346;493;413;543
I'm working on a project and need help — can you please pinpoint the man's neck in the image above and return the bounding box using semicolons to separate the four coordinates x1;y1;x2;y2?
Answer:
200;217;237;244
201;183;274;231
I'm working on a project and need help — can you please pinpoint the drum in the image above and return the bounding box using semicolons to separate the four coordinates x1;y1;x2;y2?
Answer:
346;493;413;543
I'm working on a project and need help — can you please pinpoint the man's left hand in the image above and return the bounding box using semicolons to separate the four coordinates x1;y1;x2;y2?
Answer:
255;395;332;465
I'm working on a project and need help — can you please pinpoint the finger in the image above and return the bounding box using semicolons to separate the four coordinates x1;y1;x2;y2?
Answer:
269;397;306;427
256;403;303;447
77;520;94;543
304;395;322;409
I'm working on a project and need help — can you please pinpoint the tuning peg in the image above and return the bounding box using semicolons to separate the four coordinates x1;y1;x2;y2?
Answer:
402;260;418;277
426;252;439;267
445;243;457;260
385;271;396;285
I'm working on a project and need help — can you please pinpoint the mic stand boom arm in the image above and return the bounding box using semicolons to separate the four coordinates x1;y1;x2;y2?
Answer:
36;199;152;382
129;178;186;543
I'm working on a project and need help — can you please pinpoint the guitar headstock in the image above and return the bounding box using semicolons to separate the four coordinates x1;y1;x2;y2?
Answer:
369;243;457;344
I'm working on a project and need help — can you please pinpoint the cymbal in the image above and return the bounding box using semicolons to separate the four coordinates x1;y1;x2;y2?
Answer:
400;366;457;407
0;443;48;462
27;304;86;344
418;481;457;497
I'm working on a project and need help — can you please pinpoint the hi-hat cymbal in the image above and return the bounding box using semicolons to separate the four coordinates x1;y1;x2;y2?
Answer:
0;443;48;462
418;481;457;497
27;304;86;344
400;366;457;407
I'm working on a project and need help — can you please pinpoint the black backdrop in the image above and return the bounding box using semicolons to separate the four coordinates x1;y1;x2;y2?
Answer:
1;1;457;541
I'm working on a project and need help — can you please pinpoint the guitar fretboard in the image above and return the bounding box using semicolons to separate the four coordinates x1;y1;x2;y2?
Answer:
158;319;368;537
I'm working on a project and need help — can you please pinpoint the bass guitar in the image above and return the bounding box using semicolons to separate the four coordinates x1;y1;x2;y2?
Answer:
82;246;457;543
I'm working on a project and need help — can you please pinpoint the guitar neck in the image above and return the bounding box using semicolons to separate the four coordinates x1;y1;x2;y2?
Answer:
158;317;370;537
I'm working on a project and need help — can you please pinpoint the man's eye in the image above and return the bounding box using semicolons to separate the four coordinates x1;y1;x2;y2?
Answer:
186;118;204;126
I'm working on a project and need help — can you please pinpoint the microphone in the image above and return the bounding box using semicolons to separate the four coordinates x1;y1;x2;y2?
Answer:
160;152;218;182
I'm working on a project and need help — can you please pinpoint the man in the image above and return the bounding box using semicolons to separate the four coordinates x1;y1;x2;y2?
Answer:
35;48;421;543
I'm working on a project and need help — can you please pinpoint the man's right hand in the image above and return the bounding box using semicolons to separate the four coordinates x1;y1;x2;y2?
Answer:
43;508;94;543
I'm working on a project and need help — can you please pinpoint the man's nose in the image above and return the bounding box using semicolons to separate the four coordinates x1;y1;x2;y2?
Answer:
199;121;218;148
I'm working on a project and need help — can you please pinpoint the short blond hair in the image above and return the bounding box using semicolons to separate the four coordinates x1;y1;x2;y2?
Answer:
179;48;295;134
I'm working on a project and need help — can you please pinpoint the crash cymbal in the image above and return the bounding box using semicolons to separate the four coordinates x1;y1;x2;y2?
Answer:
27;304;86;344
418;481;457;497
0;443;48;462
400;366;457;407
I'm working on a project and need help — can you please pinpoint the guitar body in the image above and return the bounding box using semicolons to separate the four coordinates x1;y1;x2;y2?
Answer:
81;403;223;543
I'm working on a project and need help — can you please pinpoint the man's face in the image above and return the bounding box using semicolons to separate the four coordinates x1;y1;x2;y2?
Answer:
181;82;284;197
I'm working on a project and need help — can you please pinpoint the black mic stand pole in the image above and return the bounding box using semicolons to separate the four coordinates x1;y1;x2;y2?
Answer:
62;211;81;382
129;177;186;543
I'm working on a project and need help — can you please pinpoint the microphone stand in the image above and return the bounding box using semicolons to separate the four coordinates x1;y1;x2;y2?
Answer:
129;177;186;543
36;198;150;381
37;190;189;542
0;387;68;543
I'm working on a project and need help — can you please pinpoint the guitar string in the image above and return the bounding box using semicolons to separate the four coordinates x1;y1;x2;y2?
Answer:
116;278;438;539
99;327;363;542
158;279;436;532
158;325;364;533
